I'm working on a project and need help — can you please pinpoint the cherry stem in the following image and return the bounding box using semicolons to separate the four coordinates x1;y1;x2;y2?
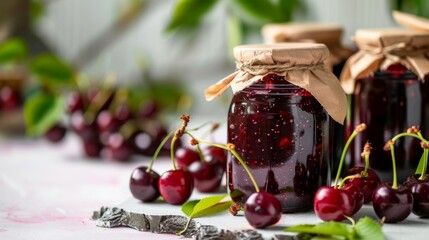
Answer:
146;130;174;173
193;138;260;193
338;174;360;189
391;132;426;143
334;130;359;187
420;149;429;180
390;144;398;189
177;218;192;236
362;153;369;177
344;215;356;226
170;136;178;170
184;132;206;163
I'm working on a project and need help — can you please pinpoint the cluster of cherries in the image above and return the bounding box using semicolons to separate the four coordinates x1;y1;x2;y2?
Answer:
44;85;176;161
314;124;429;223
0;85;21;111
129;115;283;229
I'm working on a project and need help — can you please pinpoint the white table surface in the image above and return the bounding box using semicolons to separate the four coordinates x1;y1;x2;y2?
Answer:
1;133;429;240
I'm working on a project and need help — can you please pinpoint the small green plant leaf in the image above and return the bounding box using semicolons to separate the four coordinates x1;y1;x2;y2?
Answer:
284;222;355;240
165;0;218;33
354;217;384;240
0;38;28;64
30;54;74;87
192;200;232;218
189;194;228;218
415;153;425;175
181;199;200;217
24;91;64;136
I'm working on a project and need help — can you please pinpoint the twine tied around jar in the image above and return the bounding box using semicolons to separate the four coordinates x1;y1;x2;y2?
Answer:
205;43;347;124
340;29;429;94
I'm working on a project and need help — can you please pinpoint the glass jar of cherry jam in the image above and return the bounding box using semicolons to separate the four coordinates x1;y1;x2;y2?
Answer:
341;29;429;182
347;63;429;182
205;43;347;212
227;74;331;212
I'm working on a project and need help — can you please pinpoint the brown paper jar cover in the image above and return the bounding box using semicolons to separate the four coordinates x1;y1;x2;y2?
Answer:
205;43;347;124
340;28;429;94
261;23;354;67
393;11;429;32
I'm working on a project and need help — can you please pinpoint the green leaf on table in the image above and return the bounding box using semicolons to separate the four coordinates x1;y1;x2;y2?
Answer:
182;199;200;216
355;217;384;240
30;54;74;87
185;194;229;218
165;0;218;33
24;91;64;136
284;222;355;240
0;38;28;64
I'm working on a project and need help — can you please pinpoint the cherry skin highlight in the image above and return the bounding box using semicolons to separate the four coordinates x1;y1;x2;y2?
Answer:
244;191;282;229
342;182;364;214
175;147;200;169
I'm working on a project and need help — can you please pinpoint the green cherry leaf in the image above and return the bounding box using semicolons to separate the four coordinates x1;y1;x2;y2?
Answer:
192;200;232;218
0;38;28;64
415;153;425;175
24;91;64;136
30;54;74;87
165;0;218;33
188;194;228;218
354;217;384;240
284;222;355;240
181;199;200;217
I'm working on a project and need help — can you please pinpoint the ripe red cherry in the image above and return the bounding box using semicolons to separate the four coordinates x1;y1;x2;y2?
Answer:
188;159;224;193
0;86;20;110
313;186;355;221
70;111;98;140
342;182;364;214
82;137;102;158
405;180;429;217
44;123;67;143
96;110;119;133
175;147;200;168
244;191;282;229
129;166;160;202
158;169;194;205
372;183;413;223
129;130;157;156
203;146;228;169
346;167;380;203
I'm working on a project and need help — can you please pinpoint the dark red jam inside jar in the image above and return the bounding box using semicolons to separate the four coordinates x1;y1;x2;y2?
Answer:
227;73;331;212
347;63;429;182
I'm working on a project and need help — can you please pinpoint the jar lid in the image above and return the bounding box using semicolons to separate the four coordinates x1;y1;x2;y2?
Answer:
261;23;342;46
206;43;347;124
341;28;429;94
354;28;429;49
233;43;329;66
393;11;429;32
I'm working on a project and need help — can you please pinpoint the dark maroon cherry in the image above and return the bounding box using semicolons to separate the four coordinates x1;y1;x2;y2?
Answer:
129;130;157;156
346;167;380;203
158;169;194;205
343;182;364;214
105;133;133;162
407;181;429;217
114;103;132;125
313;186;355;221
244;191;282;229
130;166;160;202
66;91;84;113
0;86;20;110
138;100;158;119
82;137;102;158
96;110;119;133
44;123;67;143
175;147;200;168
70;111;98;140
404;174;429;189
188;159;224;193
372;183;413;223
203;146;228;169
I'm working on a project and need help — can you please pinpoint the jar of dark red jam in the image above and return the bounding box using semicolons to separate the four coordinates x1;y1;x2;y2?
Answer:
341;29;429;182
205;43;347;212
347;64;429;182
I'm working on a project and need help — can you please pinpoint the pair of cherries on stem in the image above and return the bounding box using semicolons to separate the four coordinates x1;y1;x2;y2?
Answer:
130;115;226;205
314;124;381;221
190;139;282;229
376;126;429;222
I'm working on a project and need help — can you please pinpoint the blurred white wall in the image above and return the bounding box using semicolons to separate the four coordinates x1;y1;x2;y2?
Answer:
35;0;398;120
